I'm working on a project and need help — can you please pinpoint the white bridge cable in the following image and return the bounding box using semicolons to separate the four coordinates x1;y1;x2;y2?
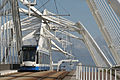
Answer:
75;22;112;67
104;0;120;46
94;0;120;62
51;40;73;57
101;0;120;46
87;0;120;64
108;0;120;22
94;0;117;45
0;0;20;64
95;0;120;47
96;0;120;47
103;46;117;65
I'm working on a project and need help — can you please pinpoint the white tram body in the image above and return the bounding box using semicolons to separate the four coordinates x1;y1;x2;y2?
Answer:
20;45;50;71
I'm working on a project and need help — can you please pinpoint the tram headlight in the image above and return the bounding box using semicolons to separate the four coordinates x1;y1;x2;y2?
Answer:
21;62;25;66
32;63;35;67
23;63;25;66
32;64;35;67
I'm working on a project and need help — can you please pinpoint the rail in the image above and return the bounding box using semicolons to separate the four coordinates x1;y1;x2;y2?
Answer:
0;70;69;80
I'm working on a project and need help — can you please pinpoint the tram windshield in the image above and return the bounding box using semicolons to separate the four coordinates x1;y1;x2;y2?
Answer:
22;46;37;61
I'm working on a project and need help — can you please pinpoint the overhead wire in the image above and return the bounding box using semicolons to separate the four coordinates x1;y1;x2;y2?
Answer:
36;0;50;12
57;0;70;16
54;0;58;14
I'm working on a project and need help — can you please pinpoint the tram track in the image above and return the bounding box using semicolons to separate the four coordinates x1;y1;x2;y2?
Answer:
42;71;69;80
0;70;69;80
0;72;33;80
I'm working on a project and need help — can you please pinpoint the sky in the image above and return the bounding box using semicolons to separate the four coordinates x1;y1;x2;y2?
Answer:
36;0;102;37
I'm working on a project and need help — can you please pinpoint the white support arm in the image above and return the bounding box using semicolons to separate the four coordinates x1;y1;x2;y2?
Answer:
51;40;73;57
86;0;120;65
57;30;83;41
56;59;79;71
20;0;74;27
19;8;35;16
22;30;36;41
75;22;112;67
43;27;72;45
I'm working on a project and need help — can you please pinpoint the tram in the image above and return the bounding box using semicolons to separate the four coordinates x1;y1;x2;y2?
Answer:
19;45;50;71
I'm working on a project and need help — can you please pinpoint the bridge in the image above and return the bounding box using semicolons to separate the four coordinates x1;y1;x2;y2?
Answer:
0;0;120;80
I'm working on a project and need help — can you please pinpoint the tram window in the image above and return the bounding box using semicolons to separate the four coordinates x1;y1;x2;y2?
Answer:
23;50;35;61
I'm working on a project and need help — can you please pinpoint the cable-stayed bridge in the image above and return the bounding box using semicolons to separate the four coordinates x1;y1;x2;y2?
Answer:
0;0;120;80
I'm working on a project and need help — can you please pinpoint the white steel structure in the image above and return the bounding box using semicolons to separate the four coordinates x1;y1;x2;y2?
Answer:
0;0;22;64
108;0;120;18
1;0;120;68
86;0;120;65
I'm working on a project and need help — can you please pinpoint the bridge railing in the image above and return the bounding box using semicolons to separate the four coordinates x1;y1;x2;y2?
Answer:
76;64;119;80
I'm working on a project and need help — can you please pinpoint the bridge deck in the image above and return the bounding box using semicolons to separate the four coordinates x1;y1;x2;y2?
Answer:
0;70;70;80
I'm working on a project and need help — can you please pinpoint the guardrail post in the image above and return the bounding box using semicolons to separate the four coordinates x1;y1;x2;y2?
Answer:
79;66;81;80
98;68;100;80
95;67;97;80
89;67;90;80
102;68;104;80
78;66;79;80
92;67;93;80
86;67;87;80
81;66;82;80
110;69;112;80
76;65;116;80
106;69;108;80
83;67;85;80
76;66;78;79
115;69;117;80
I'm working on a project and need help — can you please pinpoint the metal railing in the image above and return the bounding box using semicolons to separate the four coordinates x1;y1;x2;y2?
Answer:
76;64;119;80
86;0;120;64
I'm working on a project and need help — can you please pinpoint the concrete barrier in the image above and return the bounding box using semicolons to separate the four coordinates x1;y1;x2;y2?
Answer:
0;64;20;71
